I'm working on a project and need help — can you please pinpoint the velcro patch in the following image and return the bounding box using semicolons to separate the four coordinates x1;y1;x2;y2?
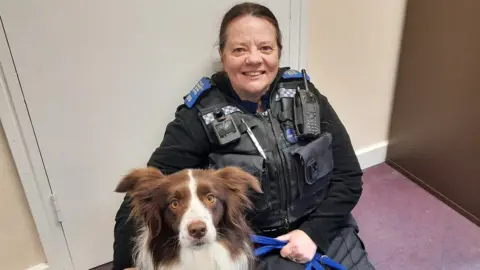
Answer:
275;87;297;101
184;77;212;108
282;69;310;81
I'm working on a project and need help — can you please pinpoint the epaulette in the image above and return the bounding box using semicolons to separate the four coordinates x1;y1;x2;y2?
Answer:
184;77;213;108
281;68;310;81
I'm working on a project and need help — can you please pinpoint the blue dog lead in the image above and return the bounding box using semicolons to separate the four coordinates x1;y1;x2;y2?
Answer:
250;234;346;270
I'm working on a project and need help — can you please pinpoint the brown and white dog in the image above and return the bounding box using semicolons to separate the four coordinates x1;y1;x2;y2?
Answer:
115;166;263;270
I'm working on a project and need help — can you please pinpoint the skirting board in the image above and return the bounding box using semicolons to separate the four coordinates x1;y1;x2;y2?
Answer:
26;263;49;270
355;140;389;170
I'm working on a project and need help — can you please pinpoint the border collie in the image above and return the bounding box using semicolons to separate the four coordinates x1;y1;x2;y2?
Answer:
115;166;263;270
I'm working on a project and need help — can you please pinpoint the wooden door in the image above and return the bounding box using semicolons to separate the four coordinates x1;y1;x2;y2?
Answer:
387;0;480;225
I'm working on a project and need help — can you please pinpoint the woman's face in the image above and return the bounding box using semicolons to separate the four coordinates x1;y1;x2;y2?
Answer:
220;15;280;102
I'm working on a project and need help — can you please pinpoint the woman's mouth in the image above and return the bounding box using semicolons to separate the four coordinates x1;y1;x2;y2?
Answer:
242;71;266;77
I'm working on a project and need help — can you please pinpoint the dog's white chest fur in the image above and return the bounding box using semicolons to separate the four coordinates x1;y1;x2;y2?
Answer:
137;240;248;270
167;242;248;270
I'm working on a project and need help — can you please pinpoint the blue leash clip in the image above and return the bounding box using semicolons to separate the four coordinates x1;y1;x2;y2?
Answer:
250;234;346;270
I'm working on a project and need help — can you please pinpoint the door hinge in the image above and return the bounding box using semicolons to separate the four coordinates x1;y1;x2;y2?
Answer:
50;194;63;224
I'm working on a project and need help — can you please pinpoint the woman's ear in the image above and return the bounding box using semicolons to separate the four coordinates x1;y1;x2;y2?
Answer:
218;48;224;63
211;46;224;72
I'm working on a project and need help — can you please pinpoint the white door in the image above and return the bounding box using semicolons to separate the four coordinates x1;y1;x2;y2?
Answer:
0;1;301;269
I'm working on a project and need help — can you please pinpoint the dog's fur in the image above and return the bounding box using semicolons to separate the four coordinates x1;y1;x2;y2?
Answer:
115;166;262;270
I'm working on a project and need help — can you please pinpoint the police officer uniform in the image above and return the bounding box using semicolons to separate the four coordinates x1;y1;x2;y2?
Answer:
113;67;375;270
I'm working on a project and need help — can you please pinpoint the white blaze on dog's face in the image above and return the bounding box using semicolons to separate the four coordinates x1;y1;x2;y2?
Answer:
176;167;262;249
178;170;218;248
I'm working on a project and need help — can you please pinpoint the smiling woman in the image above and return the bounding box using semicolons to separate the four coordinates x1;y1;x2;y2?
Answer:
113;2;375;270
218;3;282;103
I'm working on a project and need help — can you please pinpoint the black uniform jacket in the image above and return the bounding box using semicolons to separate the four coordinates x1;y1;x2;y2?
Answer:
113;68;364;270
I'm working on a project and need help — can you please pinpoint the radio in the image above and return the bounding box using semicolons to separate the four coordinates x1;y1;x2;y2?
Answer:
293;69;321;140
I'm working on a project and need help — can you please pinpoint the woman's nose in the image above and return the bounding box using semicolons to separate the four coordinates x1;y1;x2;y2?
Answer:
246;49;262;64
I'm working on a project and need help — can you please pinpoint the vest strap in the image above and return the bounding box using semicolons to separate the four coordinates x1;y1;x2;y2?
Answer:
250;234;346;270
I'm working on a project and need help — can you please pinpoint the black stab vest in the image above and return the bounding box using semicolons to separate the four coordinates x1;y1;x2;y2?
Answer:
190;69;334;234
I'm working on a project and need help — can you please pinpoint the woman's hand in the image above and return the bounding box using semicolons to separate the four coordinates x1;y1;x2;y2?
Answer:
276;229;317;264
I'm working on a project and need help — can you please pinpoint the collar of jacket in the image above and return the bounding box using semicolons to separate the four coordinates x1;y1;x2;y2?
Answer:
211;67;289;114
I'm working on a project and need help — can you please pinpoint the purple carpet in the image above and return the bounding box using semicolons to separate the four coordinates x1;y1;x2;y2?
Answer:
353;163;480;269
92;162;480;270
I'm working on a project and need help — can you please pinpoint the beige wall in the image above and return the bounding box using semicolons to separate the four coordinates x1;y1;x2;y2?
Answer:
0;3;405;268
0;123;46;269
307;0;407;150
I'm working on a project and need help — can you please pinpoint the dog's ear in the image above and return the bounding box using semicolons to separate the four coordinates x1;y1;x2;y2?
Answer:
215;166;263;194
215;166;262;232
115;167;165;237
115;167;165;193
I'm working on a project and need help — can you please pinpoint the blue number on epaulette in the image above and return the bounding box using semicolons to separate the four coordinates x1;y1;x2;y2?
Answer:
184;77;212;108
282;69;310;81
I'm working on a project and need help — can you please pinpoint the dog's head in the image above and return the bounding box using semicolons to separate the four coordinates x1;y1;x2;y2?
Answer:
115;166;262;249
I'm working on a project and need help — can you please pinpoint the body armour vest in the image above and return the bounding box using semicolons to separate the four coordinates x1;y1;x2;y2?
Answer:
184;68;334;234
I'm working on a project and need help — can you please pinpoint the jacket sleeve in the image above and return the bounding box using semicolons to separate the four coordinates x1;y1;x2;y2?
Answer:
112;105;210;270
146;105;212;172
298;95;363;253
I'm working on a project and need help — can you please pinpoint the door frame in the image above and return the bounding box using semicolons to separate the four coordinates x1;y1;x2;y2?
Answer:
0;17;74;270
0;2;308;269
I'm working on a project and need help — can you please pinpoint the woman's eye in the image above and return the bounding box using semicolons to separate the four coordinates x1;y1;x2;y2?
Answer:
233;48;245;53
261;46;273;52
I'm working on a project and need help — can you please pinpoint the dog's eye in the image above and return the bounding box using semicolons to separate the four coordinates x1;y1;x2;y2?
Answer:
206;194;216;204
170;200;179;209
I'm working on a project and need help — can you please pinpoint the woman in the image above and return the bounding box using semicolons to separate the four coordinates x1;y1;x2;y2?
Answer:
113;2;375;270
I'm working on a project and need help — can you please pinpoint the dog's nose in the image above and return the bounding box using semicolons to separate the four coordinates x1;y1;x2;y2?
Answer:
188;220;207;239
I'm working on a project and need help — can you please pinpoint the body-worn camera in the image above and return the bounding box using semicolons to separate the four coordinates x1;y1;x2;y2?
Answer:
293;70;321;140
211;108;241;145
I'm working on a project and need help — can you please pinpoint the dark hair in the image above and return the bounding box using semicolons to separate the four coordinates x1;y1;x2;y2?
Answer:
218;2;283;56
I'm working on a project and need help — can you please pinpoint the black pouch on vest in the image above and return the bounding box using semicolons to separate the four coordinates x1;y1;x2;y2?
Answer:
207;153;270;212
290;132;334;198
